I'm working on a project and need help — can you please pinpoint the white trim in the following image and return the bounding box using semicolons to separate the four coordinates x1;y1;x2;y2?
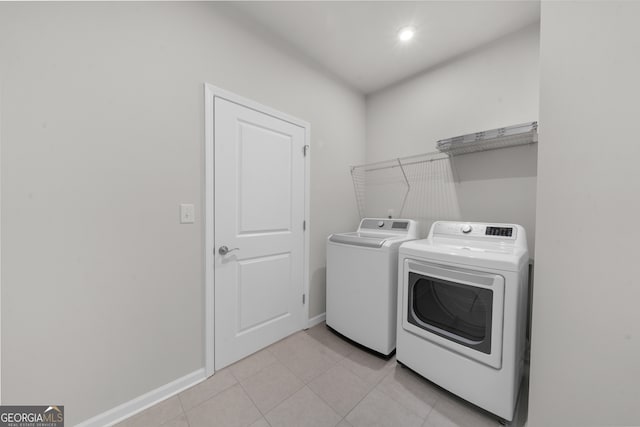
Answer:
307;312;326;329
204;84;215;378
205;84;311;129
303;122;311;329
76;369;206;427
0;76;3;404
204;83;311;377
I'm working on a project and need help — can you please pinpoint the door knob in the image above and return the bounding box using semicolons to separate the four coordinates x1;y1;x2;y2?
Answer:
219;245;239;255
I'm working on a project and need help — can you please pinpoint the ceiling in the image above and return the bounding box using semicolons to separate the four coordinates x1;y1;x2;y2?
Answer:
225;1;541;94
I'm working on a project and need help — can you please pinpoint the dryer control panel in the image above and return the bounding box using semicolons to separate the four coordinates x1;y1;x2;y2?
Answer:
485;226;513;237
427;221;528;253
431;221;518;240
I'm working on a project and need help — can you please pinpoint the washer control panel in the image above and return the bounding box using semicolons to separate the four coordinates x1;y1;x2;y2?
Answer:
360;218;414;233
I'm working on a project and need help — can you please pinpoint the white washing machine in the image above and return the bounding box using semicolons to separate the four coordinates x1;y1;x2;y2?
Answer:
397;221;529;422
326;218;418;357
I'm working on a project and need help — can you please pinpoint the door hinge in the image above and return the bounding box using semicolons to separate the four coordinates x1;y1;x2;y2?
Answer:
302;293;306;304
303;145;309;156
303;220;306;231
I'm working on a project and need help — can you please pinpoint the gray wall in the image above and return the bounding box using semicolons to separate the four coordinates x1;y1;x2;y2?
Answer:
528;2;640;425
365;24;539;252
0;3;365;424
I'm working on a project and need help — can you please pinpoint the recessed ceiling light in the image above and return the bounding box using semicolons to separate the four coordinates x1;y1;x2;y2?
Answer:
398;26;415;42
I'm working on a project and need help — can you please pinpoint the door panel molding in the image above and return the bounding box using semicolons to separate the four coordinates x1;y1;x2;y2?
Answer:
204;84;310;377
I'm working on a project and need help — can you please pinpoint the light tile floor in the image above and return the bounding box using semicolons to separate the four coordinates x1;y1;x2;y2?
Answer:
116;323;529;427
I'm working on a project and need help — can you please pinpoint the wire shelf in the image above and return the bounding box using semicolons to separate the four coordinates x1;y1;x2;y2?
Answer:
351;121;537;219
436;121;538;156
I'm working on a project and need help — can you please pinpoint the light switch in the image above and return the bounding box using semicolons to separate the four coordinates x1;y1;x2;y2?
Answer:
180;204;195;224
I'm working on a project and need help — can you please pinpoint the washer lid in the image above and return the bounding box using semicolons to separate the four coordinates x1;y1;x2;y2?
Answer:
329;232;402;248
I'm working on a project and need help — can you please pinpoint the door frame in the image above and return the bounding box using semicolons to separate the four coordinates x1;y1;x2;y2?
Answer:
0;80;3;404
204;84;310;377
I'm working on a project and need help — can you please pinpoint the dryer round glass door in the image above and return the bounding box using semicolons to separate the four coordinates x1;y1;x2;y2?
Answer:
401;260;505;369
408;274;493;354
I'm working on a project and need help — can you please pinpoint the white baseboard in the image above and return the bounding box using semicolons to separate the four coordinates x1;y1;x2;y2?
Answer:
307;312;326;328
77;368;206;427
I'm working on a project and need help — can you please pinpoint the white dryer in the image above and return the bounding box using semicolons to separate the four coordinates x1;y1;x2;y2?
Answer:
397;221;529;422
327;218;418;357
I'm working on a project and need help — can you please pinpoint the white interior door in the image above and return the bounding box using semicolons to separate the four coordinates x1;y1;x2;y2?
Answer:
213;96;307;370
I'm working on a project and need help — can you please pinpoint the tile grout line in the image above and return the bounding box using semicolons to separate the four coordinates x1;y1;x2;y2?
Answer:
127;328;447;427
288;385;343;427
262;414;274;427
304;326;357;357
236;379;272;424
176;392;186;415
265;343;308;385
227;352;279;427
269;332;338;385
125;321;505;427
177;369;238;416
338;357;401;423
304;377;348;425
263;331;344;422
374;365;441;424
227;365;266;420
173;393;191;427
299;328;361;423
340;354;395;389
418;386;439;426
234;352;306;421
